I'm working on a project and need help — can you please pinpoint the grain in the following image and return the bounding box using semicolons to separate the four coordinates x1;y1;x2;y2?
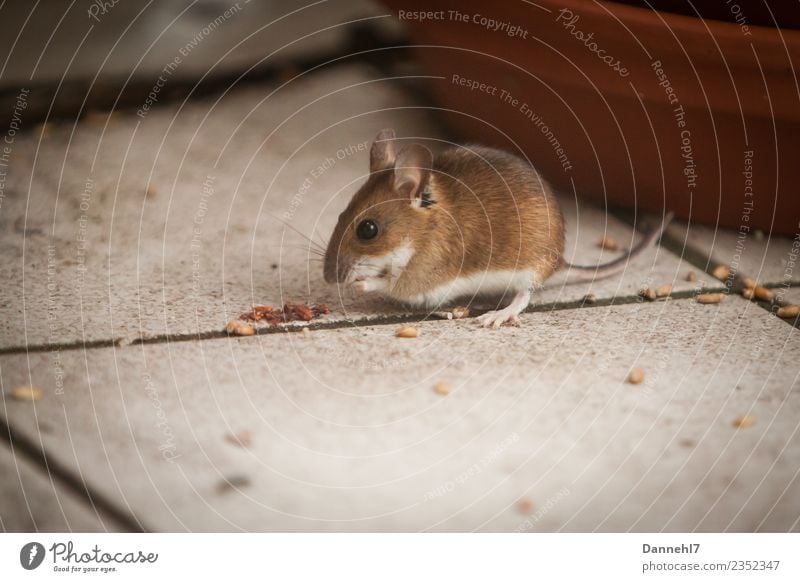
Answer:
733;415;755;429
451;306;470;319
753;286;774;302
517;498;535;514
741;288;755;300
685;271;697;282
583;293;597;304
777;305;800;318
434;382;451;396
696;293;724;304
656;283;673;298
598;236;619;251
627;367;645;385
10;385;43;401
741;277;756;289
712;264;731;281
226;320;255;336
638;287;657;301
396;326;420;338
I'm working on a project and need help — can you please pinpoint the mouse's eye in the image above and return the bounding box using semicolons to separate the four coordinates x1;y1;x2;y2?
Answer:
356;219;379;241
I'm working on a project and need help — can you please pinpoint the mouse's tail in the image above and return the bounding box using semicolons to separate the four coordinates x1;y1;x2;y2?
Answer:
559;212;675;285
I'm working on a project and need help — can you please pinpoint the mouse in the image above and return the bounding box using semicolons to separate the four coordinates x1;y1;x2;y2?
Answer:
323;129;673;327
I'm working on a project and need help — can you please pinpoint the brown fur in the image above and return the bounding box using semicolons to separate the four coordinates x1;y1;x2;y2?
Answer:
324;142;565;302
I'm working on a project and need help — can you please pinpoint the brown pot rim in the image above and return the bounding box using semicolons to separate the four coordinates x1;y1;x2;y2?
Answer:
555;0;800;46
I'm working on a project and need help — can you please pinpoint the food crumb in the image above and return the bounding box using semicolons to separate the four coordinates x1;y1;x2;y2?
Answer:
733;415;756;429
627;367;645;385
656;283;673;298
753;286;774;302
638;287;657;301
741;288;755;300
239;302;330;326
145;184;158;199
396;326;420;338
777;305;800;318
685;271;697;282
712;264;731;281
10;385;43;401
598;235;619;251
696;293;724;304
517;498;535;514
433;382;451;396
451;306;470;319
583;293;597;305
226;319;255;336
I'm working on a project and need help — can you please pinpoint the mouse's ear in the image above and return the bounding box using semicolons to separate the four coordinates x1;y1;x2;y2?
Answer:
370;129;396;173
393;144;433;204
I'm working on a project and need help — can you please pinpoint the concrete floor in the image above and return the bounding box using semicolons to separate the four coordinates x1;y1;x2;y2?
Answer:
1;63;798;532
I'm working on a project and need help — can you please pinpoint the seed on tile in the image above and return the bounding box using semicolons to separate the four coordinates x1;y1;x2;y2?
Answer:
656;284;673;298
638;287;657;301
433;382;451;396
583;293;597;304
685;271;697;282
777;305;800;318
741;277;757;289
301;327;312;338
741;288;755;300
696;293;724;304
753;286;774;302
517;498;535;514
627;367;645;385
451;306;470;319
10;385;43;401
712;264;731;281
733;415;755;429
396;326;420;338
145;184;158;199
226;319;255;336
598;235;619;251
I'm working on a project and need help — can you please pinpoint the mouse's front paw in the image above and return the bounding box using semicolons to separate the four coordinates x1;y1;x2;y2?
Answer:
353;277;386;294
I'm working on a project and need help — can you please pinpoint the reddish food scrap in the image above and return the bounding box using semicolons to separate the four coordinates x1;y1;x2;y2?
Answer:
239;302;330;326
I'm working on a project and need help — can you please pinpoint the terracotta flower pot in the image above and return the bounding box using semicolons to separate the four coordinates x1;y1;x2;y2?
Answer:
382;0;800;234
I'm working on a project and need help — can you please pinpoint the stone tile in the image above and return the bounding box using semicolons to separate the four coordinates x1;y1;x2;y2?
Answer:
0;55;711;351
665;220;800;286
1;296;797;531
536;202;713;307
0;444;118;532
0;65;441;350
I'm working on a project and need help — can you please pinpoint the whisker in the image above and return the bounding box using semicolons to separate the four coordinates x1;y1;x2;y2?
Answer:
283;243;326;255
267;213;326;251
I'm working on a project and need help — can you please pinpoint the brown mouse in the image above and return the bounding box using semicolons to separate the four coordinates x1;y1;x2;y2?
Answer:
323;129;672;327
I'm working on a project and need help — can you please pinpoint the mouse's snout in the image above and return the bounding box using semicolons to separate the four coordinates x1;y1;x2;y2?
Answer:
323;246;351;285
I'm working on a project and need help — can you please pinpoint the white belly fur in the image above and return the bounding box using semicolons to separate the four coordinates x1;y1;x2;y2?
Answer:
405;269;538;309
